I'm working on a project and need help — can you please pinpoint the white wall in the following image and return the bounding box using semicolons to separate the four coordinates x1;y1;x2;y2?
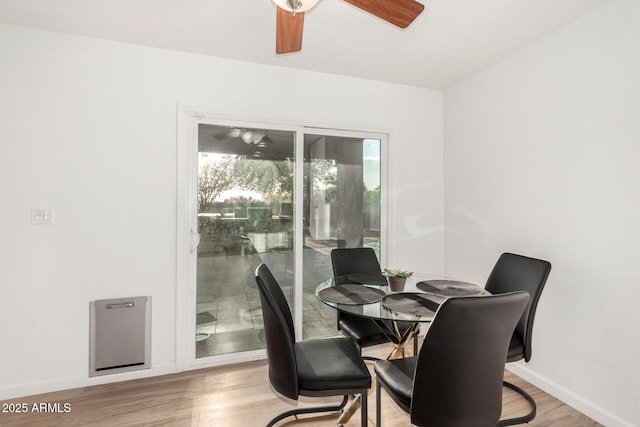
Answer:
0;23;443;398
444;1;640;425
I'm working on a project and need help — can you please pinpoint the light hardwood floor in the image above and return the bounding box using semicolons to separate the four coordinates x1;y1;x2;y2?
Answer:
0;344;601;427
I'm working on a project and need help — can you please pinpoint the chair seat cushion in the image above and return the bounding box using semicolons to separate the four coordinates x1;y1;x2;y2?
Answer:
294;336;371;393
374;357;417;411
339;315;390;347
506;334;525;362
339;314;414;347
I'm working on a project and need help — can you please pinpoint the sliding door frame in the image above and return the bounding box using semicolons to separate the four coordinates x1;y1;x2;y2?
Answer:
176;105;389;371
303;126;389;269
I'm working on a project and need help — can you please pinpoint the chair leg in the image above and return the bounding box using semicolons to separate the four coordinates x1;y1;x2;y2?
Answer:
361;388;368;427
498;380;537;426
376;380;382;427
266;395;349;427
357;341;381;362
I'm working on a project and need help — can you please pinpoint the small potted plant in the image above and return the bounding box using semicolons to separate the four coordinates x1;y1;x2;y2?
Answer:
382;268;413;291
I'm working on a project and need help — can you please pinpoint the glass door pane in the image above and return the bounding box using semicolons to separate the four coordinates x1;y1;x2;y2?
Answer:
195;123;295;358
302;133;382;339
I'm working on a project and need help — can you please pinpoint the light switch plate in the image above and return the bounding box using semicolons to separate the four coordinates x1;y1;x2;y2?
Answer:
32;208;54;225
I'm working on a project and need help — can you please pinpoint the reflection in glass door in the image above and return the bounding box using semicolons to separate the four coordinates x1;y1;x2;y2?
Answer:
302;132;382;340
195;124;295;358
188;121;384;360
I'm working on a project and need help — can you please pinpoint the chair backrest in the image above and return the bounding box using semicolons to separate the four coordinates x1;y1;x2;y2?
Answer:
330;247;382;325
255;263;298;400
485;252;552;361
331;247;381;279
411;292;530;427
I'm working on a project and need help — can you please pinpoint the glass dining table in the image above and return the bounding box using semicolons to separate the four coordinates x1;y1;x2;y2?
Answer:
317;272;487;339
315;272;487;424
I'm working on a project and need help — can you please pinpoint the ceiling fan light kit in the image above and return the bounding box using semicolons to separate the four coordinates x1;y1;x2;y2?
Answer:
273;0;321;14
273;0;424;54
240;130;266;145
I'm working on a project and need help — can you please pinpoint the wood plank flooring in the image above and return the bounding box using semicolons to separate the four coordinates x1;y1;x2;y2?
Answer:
0;344;601;427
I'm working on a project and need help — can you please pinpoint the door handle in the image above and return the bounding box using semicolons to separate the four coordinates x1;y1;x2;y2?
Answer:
190;229;201;253
106;302;135;309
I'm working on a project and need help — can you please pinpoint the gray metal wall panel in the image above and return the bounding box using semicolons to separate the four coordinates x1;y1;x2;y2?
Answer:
90;296;150;376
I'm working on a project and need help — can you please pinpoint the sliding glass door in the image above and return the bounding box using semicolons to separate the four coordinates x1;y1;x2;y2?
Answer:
182;114;385;363
195;123;295;358
301;131;383;339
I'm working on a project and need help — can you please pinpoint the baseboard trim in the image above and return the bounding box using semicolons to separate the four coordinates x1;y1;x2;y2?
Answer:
507;364;633;427
0;362;176;401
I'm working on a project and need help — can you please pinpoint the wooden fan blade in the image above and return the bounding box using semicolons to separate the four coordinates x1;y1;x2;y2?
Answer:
276;7;305;54
343;0;424;29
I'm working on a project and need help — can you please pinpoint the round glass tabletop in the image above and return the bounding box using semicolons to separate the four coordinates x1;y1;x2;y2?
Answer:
316;273;487;322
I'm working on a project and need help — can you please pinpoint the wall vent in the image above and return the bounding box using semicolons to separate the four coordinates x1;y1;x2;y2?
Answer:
89;296;151;377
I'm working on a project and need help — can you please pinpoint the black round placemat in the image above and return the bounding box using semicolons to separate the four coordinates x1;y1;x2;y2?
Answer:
416;280;482;297
381;293;440;316
347;273;388;286
318;285;386;305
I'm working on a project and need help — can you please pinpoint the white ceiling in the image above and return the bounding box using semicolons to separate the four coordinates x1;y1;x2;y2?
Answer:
0;0;609;89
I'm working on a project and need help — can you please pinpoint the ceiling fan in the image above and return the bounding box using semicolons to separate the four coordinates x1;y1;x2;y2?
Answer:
214;128;274;145
273;0;425;54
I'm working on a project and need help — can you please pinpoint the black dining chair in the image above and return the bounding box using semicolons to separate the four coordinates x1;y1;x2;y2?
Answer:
331;247;419;357
254;263;371;427
485;252;552;425
375;291;530;427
